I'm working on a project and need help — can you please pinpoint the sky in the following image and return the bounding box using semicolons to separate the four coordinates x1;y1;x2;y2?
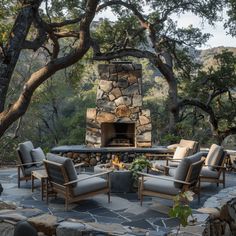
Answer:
174;13;235;49
96;10;236;50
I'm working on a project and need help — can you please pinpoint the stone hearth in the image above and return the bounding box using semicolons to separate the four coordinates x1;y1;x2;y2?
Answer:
85;62;152;148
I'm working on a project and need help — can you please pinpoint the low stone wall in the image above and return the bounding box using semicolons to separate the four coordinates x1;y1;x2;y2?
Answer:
60;151;169;167
61;152;136;166
200;187;236;236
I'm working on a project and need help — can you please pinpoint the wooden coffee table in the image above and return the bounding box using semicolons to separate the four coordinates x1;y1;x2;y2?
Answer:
31;169;48;201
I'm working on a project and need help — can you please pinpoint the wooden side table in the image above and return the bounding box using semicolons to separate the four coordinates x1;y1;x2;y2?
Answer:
31;169;48;201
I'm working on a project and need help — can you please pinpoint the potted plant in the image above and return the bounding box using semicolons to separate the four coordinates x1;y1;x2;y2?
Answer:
129;156;151;188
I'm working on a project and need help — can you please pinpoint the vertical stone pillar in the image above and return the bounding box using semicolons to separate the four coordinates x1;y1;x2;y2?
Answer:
85;62;152;147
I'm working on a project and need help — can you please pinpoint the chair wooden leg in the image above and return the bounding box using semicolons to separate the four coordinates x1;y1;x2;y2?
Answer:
107;173;111;203
138;179;141;200
17;167;20;188
46;180;49;204
140;194;143;206
140;176;144;206
65;188;69;211
31;175;34;192
65;199;68;211
108;191;110;203
223;171;225;188
197;180;201;204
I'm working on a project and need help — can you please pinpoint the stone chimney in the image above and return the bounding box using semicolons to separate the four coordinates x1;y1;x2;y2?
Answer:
85;62;152;148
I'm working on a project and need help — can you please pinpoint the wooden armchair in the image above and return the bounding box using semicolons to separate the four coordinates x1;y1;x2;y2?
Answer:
151;146;191;173
139;154;204;205
17;141;45;188
160;145;227;188
44;154;111;210
200;144;227;188
151;140;200;173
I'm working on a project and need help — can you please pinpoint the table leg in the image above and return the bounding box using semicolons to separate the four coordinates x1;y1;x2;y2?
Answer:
45;179;48;204
31;174;35;192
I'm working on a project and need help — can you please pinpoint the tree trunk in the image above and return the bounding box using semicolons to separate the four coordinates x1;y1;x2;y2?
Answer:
156;57;179;132
0;0;99;137
0;0;42;112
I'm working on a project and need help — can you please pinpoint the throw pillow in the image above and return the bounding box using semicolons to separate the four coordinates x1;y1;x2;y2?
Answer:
173;146;190;160
31;147;45;167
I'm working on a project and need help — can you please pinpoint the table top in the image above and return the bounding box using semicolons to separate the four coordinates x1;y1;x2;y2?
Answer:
32;169;48;179
51;145;174;154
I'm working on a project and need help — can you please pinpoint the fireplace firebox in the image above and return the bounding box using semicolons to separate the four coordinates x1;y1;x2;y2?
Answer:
101;123;135;147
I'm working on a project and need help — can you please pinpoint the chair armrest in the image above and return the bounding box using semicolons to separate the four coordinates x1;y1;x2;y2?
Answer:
137;172;191;185
168;159;182;162
17;161;43;167
204;164;226;170
160;165;176;170
64;170;112;186
74;162;85;168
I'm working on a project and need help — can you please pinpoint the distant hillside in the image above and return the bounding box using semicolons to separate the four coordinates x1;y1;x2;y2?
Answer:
199;46;236;68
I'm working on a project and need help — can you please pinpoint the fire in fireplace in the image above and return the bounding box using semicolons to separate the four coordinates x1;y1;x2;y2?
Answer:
101;122;135;147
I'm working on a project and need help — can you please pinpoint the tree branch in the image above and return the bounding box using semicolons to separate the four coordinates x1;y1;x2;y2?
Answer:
178;99;218;132
97;1;148;28
93;48;157;63
22;20;47;50
48;15;85;28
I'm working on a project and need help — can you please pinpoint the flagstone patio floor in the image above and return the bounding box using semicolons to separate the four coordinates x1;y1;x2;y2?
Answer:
0;167;235;235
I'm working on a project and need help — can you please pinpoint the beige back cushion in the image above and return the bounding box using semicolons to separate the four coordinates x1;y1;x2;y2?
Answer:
180;139;199;155
173;146;190;160
167;143;179;149
168;139;199;156
179;139;196;148
205;144;223;168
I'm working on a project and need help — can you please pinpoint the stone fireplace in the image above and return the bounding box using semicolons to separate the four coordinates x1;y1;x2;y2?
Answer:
85;62;152;148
